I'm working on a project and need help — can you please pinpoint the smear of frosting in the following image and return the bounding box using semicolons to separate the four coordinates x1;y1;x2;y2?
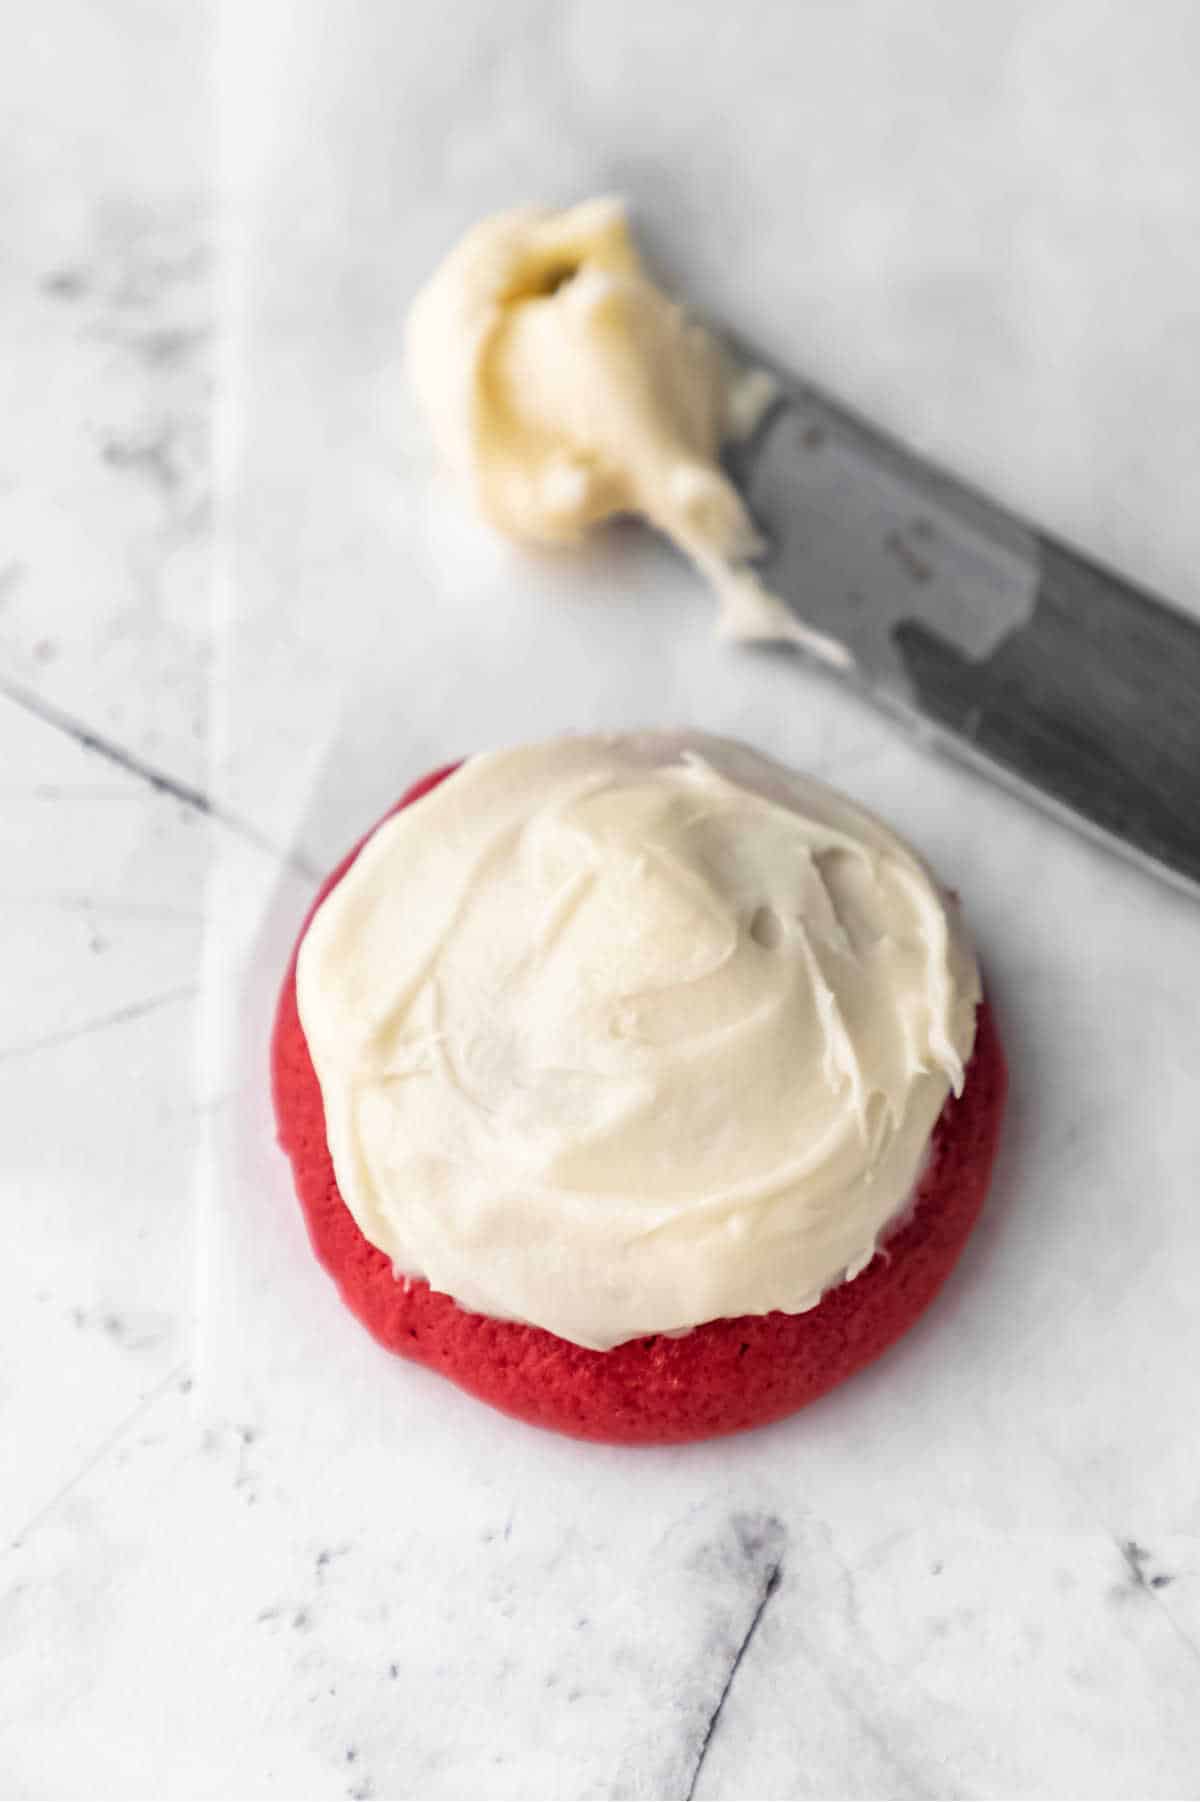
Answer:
406;198;835;651
297;733;980;1349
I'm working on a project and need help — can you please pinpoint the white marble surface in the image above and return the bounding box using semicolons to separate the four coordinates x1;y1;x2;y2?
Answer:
4;2;1200;1797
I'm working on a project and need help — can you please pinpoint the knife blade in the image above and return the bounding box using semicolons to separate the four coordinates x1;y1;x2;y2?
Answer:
722;365;1200;900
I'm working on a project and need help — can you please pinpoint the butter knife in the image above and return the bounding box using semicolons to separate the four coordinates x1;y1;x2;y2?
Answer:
723;366;1200;900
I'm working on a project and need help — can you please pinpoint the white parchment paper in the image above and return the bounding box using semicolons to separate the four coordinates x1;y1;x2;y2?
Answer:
202;0;1200;1542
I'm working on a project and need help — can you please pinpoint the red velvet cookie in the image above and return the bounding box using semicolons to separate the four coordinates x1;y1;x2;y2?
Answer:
272;764;1007;1444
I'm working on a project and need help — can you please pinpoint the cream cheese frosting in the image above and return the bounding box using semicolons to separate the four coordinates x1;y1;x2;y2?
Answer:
406;199;847;659
296;734;980;1351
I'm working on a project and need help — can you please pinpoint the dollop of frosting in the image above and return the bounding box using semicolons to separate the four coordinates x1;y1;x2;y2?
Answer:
406;198;812;642
297;734;980;1350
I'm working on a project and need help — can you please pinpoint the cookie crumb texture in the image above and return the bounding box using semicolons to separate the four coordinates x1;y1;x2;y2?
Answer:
272;765;1007;1444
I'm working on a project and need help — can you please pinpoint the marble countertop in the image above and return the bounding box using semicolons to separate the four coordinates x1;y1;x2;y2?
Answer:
4;3;1200;1796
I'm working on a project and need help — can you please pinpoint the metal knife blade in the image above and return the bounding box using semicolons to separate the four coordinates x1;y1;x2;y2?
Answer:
722;367;1200;900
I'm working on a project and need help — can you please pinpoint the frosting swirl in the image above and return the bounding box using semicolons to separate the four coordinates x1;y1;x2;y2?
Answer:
297;734;980;1349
